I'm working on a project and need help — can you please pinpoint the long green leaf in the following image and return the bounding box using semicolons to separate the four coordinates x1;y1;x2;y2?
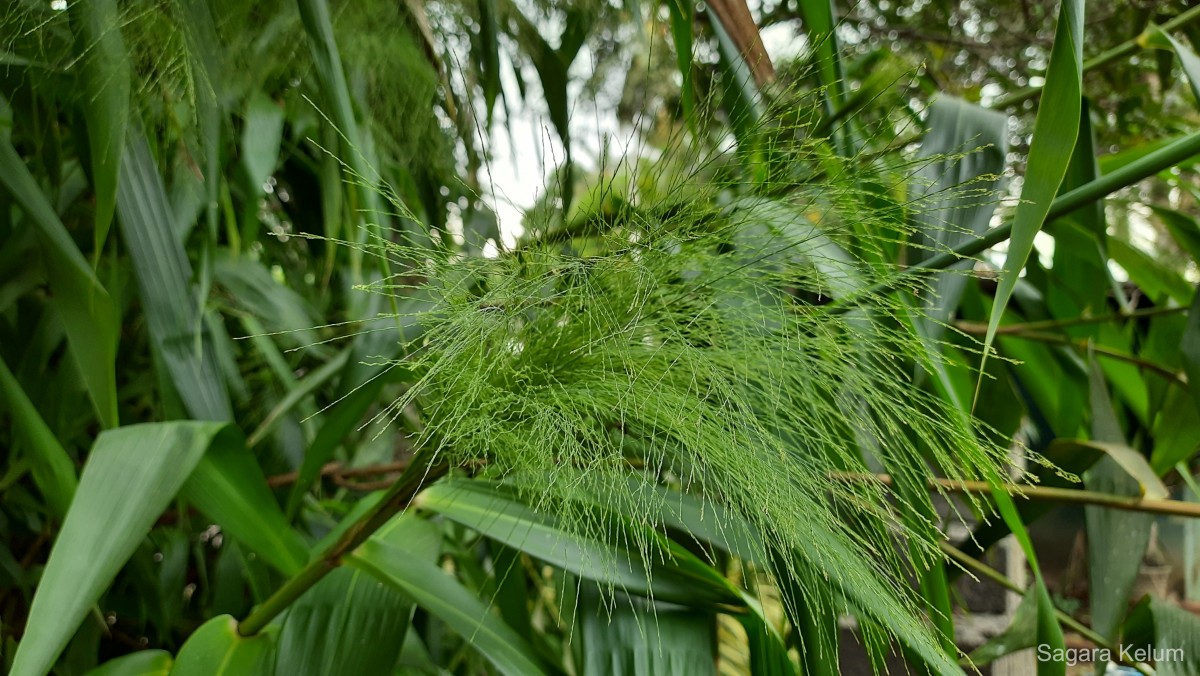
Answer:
69;0;130;259
169;616;274;676
978;0;1084;399
348;513;553;676
182;438;309;576
0;140;119;428
273;567;413;676
117;132;231;421
0;355;76;517
1084;359;1153;640
577;584;716;676
9;422;235;676
414;480;742;608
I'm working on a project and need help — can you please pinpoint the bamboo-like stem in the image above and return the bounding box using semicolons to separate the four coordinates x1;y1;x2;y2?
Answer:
939;542;1154;676
238;453;449;636
992;5;1200;110
833;129;1200;310
950;325;1187;387
956;305;1186;335
835;472;1200;518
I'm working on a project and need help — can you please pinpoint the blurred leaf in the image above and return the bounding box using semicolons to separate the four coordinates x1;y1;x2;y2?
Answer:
665;0;695;128
0;355;76;517
273;567;412;676
69;0;130;258
10;422;235;676
980;0;1084;395
794;0;843;110
349;512;554;676
1143;25;1200;103
241;93;285;194
1122;595;1200;676
183;436;309;576
991;485;1066;676
1049;438;1167;499
476;0;502;124
213;253;319;347
84;651;172;676
117;132;231;421
1182;287;1200;416
0;140;119;428
1108;238;1193;304
1153;206;1200;263
912;96;1008;338
704;0;774;88
1048;100;1116;319
1084;359;1152;640
576;584;716;676
170;616;274;676
967;588;1038;666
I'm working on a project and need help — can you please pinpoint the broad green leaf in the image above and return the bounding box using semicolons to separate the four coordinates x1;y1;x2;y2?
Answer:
10;422;235;676
182;437;309;576
69;0;130;259
912;96;1009;338
0;140;119;428
414;480;741;607
241;93;285;194
980;0;1084;400
117;132;231;421
0;355;76;517
1084;359;1152;640
273;567;412;676
576;584;716;676
84;651;173;676
348;513;553;676
1122;595;1200;676
169;616;274;676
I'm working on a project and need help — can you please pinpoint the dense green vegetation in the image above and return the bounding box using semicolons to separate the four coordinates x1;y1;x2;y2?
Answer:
1;0;1199;674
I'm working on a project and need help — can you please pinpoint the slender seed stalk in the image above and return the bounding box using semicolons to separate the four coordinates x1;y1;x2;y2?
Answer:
238;453;450;636
836;472;1200;518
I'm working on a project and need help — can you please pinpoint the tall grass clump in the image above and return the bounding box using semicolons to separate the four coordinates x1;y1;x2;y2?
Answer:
338;107;1016;664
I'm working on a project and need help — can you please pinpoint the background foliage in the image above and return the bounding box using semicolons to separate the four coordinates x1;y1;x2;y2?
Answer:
2;0;1200;674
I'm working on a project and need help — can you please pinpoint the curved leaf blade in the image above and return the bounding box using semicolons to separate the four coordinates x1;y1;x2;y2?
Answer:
10;422;234;676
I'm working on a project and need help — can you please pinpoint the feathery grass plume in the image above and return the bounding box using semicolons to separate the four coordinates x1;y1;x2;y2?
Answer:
328;76;1018;667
